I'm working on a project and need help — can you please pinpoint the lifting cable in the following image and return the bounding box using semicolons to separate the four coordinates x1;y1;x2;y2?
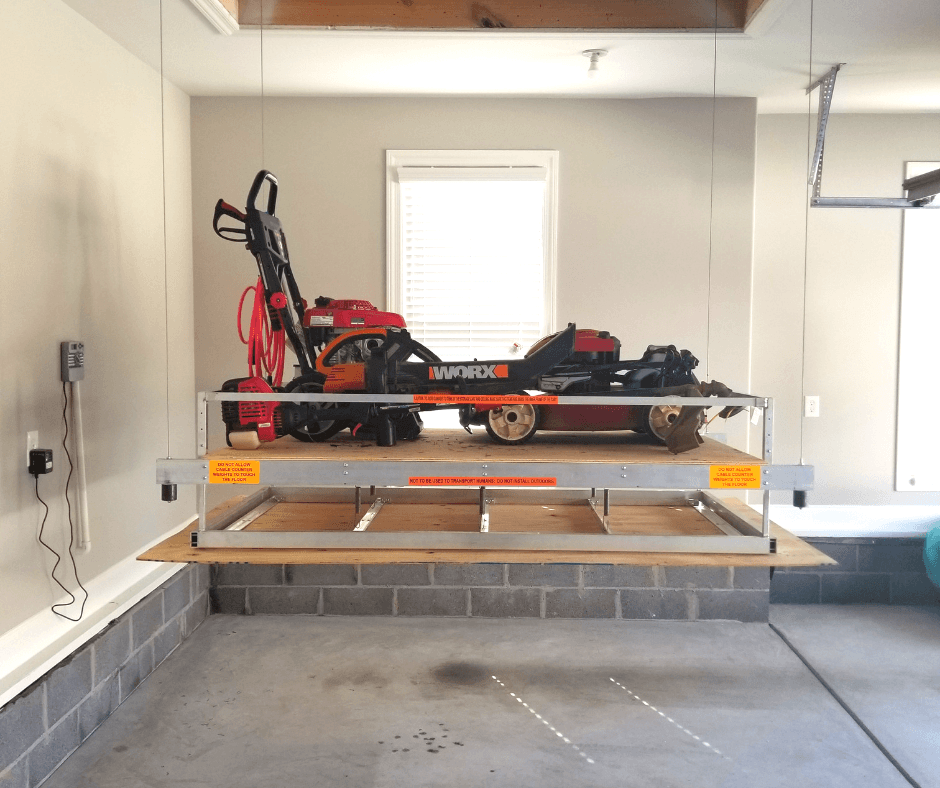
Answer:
260;0;265;171
160;0;171;458
799;0;815;467
705;0;718;389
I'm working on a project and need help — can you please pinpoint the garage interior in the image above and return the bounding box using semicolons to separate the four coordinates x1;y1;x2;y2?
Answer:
2;0;939;786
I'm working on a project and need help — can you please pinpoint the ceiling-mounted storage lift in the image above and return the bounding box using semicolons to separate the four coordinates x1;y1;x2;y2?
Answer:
809;64;940;209
156;390;814;556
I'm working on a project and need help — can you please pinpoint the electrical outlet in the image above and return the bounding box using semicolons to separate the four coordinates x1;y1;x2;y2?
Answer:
804;395;820;418
26;431;39;466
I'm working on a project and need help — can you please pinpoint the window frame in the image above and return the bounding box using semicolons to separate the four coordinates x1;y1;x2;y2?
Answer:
895;161;940;492
385;149;559;347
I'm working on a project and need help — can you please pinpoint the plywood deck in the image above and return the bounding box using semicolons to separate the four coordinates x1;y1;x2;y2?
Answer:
205;429;763;465
139;496;833;568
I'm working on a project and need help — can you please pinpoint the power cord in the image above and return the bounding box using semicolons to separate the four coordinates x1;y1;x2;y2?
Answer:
60;381;89;619
33;384;89;622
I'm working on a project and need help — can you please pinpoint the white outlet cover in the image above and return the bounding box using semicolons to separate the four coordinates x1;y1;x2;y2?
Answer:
804;396;820;417
26;431;38;464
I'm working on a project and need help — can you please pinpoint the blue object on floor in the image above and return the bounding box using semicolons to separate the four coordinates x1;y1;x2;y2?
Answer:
925;525;940;589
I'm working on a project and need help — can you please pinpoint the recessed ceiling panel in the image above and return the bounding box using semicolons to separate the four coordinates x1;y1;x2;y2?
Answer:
237;0;757;31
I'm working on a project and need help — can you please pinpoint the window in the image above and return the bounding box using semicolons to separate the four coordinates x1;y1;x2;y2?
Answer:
896;161;940;491
387;150;558;362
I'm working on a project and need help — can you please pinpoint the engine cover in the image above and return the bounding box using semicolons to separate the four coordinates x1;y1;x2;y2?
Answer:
221;376;282;446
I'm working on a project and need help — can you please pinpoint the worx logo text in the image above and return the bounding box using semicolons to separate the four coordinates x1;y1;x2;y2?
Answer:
428;364;509;380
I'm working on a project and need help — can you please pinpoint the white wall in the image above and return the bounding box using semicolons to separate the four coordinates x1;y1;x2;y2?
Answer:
753;112;940;505
0;0;195;637
191;96;757;480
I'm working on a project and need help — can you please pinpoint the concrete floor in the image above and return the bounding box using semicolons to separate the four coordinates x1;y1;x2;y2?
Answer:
43;611;938;788
771;605;940;788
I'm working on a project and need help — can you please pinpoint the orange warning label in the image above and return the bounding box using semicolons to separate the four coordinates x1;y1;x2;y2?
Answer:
412;394;559;405
709;465;762;489
409;476;557;487
209;460;260;484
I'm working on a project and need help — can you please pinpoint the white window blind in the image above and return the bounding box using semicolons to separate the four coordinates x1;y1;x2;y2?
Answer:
388;151;558;363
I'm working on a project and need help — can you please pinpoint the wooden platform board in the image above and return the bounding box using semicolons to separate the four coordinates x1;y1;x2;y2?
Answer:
205;430;763;466
139;496;833;568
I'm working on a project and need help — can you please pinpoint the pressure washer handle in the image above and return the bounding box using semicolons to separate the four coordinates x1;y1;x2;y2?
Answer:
212;199;248;241
247;170;278;215
216;200;245;222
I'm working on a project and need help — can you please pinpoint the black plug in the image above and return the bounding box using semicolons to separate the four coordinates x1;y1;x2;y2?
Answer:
29;449;53;476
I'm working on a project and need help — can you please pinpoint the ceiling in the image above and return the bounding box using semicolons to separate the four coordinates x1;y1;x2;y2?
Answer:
62;0;940;113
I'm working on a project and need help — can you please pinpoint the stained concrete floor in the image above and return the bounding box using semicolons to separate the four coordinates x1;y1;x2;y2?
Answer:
43;611;938;788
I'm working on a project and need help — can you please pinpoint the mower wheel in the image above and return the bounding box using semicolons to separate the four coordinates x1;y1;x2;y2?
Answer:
641;405;704;445
284;376;347;442
485;401;540;445
643;405;683;444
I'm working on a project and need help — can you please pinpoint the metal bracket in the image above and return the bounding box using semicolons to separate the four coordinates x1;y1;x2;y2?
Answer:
226;499;278;531
693;500;742;537
587;489;611;534
354;498;385;532
808;64;940;209
209;487;277;531
808;64;842;199
479;487;495;532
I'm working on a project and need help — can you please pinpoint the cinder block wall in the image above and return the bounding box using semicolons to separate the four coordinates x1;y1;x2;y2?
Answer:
209;563;771;623
771;537;938;605
0;566;209;788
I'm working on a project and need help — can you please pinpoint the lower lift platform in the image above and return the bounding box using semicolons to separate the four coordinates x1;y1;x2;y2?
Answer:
151;429;823;566
140;488;832;568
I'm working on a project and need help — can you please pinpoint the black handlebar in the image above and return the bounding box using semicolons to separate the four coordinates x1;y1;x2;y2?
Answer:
212;199;248;242
213;170;280;242
247;170;278;215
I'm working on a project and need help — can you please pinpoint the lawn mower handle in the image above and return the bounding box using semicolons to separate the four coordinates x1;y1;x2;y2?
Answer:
247;170;278;215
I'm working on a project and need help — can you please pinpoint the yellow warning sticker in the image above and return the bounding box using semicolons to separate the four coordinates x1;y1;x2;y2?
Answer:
709;465;762;489
409;476;557;487
209;460;260;484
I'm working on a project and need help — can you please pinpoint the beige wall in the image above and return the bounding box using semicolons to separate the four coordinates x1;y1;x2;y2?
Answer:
753;113;940;505
191;96;757;481
0;0;195;636
4;6;925;623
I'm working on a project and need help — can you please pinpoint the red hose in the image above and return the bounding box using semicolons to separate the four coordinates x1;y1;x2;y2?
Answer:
237;277;286;387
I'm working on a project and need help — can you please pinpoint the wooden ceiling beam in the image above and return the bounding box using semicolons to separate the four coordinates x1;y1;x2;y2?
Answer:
238;0;765;31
